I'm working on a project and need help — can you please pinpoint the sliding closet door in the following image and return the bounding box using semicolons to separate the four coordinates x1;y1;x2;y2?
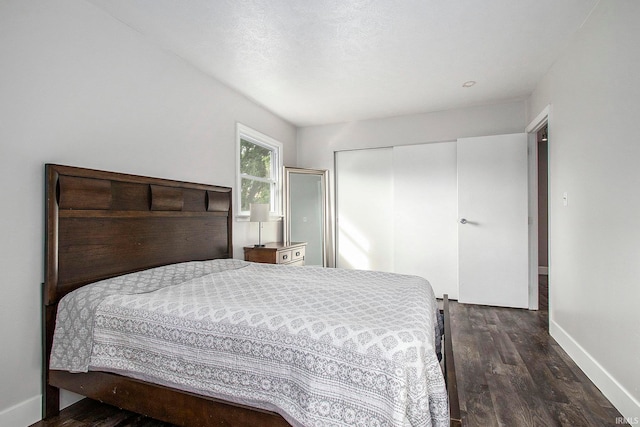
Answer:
458;133;529;308
393;142;458;299
335;148;394;272
336;135;529;308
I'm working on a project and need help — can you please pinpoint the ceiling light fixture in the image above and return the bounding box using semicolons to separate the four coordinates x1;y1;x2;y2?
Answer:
462;80;476;88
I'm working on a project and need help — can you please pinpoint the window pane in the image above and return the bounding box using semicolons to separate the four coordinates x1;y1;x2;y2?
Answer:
240;139;271;179
241;177;271;212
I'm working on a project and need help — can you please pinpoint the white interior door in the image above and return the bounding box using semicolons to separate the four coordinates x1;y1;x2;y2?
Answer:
458;133;529;308
393;142;458;299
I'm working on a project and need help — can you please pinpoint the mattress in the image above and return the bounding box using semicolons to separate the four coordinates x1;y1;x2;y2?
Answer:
51;259;448;427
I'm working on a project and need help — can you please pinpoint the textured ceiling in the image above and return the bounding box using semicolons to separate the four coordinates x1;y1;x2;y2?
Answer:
88;0;599;126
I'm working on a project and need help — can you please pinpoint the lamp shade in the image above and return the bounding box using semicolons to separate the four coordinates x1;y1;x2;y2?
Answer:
249;203;270;222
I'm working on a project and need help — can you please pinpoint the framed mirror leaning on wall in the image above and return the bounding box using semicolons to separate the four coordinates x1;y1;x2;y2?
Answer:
284;167;330;267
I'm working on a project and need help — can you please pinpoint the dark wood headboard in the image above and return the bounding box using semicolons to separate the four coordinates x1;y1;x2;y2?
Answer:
44;164;233;306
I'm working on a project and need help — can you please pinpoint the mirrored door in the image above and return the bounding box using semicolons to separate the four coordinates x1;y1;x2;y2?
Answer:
284;167;329;266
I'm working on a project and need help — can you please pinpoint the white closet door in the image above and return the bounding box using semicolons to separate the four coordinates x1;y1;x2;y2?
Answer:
393;142;459;299
335;148;394;272
458;133;529;308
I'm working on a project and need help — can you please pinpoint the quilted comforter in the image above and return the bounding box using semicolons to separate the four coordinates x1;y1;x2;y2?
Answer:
51;259;448;427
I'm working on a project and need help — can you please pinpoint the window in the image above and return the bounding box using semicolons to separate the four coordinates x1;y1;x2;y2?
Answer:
236;123;283;216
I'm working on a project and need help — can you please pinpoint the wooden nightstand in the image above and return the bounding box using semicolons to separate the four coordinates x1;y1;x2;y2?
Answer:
244;242;307;266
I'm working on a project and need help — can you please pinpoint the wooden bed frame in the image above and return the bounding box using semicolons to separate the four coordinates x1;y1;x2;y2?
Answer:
43;163;461;426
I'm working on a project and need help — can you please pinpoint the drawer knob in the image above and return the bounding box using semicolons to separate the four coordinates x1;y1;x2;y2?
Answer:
283;254;288;260
295;251;300;256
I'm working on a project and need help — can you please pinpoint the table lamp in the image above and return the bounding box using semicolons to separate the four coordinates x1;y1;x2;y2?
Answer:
249;203;270;247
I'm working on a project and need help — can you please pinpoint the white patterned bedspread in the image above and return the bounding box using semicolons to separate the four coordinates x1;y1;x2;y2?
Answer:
51;259;448;427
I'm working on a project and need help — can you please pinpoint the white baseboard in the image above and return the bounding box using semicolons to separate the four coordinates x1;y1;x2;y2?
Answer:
550;320;640;421
0;391;84;427
538;266;548;275
0;394;41;427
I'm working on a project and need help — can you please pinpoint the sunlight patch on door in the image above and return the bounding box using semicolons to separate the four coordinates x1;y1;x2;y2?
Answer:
338;216;370;270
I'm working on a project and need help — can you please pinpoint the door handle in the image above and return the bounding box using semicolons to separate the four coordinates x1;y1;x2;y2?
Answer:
459;218;468;224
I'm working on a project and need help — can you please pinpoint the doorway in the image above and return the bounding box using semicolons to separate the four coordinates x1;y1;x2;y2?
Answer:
526;105;550;312
537;124;549;311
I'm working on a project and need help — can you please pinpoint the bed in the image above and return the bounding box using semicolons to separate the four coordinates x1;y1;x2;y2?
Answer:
43;164;461;426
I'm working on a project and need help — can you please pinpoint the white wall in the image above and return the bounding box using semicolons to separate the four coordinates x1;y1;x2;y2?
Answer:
527;0;640;419
0;1;295;425
297;100;526;169
297;100;526;271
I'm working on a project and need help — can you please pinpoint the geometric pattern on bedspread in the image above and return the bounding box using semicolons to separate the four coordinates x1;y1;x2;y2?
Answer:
52;260;449;427
50;258;250;373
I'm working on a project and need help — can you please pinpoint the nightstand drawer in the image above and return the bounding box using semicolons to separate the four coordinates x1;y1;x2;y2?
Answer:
291;246;305;261
278;250;293;264
244;242;307;266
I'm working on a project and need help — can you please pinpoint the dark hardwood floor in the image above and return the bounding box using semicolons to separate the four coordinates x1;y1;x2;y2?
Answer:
32;300;623;427
29;396;174;426
450;301;623;426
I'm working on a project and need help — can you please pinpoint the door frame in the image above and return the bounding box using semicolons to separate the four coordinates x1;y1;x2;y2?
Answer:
526;105;551;310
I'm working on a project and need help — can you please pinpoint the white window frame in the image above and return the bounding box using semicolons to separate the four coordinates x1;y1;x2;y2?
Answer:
236;123;283;218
